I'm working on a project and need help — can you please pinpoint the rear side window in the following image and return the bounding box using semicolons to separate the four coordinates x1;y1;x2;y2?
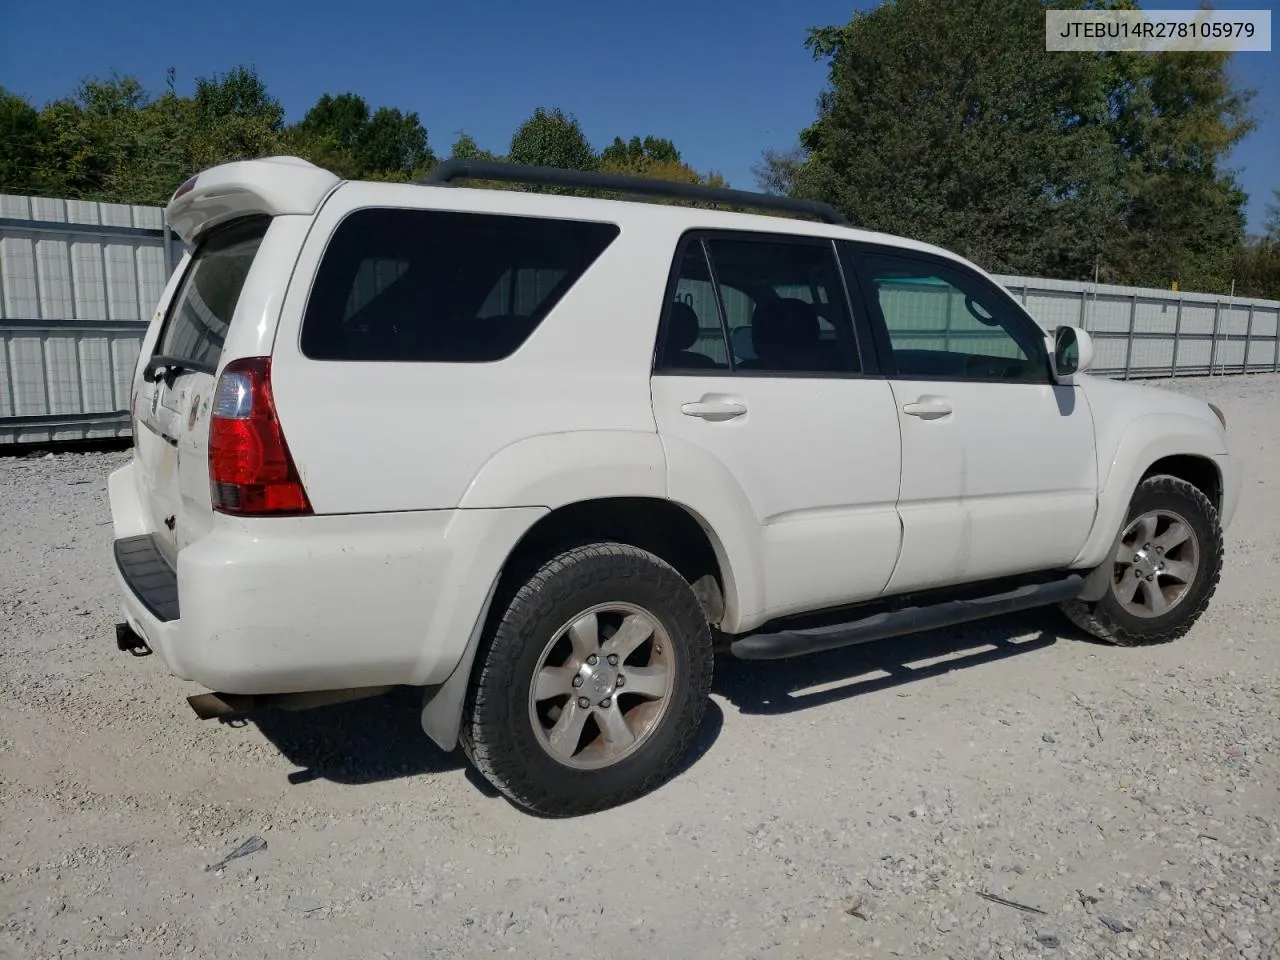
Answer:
156;216;269;372
300;209;620;362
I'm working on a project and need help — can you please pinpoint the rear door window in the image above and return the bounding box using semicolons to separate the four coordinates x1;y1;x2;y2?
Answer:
155;216;270;372
300;209;620;362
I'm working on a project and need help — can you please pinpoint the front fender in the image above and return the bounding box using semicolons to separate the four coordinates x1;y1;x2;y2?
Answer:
1072;412;1228;569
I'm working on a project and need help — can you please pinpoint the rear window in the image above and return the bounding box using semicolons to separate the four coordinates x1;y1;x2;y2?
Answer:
156;216;269;372
300;208;621;362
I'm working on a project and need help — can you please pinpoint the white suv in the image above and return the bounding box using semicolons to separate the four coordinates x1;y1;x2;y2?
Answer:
109;156;1240;816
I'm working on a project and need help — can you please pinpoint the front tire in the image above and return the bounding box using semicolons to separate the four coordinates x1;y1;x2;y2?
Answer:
460;542;714;817
1061;474;1223;646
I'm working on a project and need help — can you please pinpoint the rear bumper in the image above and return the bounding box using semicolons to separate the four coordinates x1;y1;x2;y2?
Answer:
115;535;180;622
108;460;545;696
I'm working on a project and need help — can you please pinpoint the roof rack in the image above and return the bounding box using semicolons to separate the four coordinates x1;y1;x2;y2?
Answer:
420;159;851;226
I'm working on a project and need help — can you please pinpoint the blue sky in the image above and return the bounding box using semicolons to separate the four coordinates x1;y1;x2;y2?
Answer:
1;0;1275;232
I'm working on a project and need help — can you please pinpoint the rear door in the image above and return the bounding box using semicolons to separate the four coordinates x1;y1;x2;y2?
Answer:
651;231;904;623
131;216;270;566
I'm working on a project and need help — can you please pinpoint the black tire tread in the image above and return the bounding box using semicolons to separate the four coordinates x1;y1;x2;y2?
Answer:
1060;475;1223;647
460;541;714;817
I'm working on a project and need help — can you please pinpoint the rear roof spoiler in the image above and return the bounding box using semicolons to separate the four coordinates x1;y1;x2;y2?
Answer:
166;156;341;246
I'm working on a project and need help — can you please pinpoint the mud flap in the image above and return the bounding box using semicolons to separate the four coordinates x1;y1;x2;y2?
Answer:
1078;520;1128;602
419;574;501;751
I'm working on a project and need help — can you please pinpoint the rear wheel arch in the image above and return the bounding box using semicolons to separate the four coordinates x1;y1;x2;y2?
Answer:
493;496;734;629
420;495;737;753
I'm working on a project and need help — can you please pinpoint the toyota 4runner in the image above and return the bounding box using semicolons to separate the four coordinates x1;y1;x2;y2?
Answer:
109;156;1240;816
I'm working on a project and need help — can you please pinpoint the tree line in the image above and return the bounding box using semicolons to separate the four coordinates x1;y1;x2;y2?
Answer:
755;0;1279;298
1;0;1277;299
0;67;724;208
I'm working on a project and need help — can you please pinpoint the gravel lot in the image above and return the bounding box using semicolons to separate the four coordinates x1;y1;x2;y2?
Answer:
2;373;1277;960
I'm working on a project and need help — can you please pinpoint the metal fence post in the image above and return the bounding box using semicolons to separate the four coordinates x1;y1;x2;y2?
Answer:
161;226;174;276
2;336;17;418
1242;304;1255;374
1123;294;1137;379
1273;313;1280;373
1208;300;1222;376
1170;298;1184;377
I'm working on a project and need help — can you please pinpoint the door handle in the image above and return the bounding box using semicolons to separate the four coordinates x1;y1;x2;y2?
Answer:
902;395;953;420
681;397;747;421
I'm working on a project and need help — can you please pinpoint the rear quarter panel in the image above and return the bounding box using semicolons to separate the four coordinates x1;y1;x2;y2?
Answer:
267;182;679;514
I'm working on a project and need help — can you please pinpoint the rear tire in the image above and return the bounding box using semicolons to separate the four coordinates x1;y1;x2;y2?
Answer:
460;542;714;817
1061;475;1222;646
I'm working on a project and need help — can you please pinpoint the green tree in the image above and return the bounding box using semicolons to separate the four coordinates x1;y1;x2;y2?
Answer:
600;134;681;168
0;87;41;194
15;67;289;205
35;74;178;203
508;107;596;172
1232;236;1280;299
782;0;1120;279
359;107;433;180
1266;189;1280;241
290;92;432;180
751;146;803;196
185;66;286;172
448;131;488;160
1096;40;1254;291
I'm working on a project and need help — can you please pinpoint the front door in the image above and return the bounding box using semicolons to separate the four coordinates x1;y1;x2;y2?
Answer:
651;232;903;626
845;244;1098;593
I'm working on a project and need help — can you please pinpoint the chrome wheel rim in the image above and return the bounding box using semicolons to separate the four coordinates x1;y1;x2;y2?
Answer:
1111;509;1200;619
528;602;676;770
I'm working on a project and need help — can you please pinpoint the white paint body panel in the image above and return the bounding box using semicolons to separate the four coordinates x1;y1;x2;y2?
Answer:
107;157;1242;706
1070;374;1236;565
166;156;339;246
651;375;903;628
885;380;1098;591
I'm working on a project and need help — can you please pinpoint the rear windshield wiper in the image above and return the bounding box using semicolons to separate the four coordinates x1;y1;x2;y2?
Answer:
142;355;194;387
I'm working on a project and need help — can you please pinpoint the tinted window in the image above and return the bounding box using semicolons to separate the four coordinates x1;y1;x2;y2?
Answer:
156;216;268;371
859;252;1048;382
658;243;730;370
301;209;620;362
705;237;859;375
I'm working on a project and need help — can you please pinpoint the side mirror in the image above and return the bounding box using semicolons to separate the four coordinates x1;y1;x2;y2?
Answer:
1050;325;1093;381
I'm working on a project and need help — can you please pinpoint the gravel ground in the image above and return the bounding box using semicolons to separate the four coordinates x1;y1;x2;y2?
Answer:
2;373;1277;960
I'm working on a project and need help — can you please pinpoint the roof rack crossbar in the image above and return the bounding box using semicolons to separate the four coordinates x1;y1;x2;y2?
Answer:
419;160;851;226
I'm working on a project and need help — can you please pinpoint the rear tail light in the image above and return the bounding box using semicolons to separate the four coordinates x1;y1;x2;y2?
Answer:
208;357;312;516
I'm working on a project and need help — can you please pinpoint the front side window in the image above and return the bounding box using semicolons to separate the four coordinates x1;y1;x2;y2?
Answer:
857;251;1048;382
655;234;860;376
301;209;620;362
157;216;269;371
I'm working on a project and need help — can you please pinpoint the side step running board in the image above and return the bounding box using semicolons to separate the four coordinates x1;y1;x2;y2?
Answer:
730;574;1084;661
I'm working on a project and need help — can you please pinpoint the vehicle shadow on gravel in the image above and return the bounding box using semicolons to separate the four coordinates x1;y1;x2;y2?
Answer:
239;684;726;800
242;686;468;786
714;610;1066;715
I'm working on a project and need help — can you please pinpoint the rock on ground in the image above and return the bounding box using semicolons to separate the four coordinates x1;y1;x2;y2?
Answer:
2;373;1278;960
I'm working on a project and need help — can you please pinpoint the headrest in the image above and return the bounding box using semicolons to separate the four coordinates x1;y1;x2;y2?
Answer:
751;298;820;361
667;301;700;351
